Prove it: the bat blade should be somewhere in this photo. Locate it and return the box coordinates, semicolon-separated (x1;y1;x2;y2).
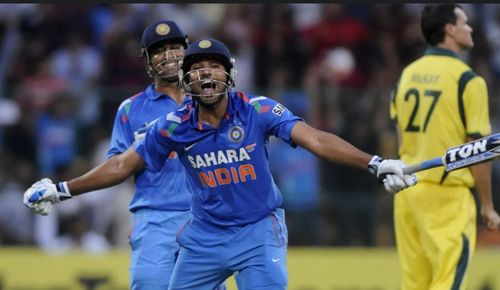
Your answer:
443;133;500;171
403;133;500;175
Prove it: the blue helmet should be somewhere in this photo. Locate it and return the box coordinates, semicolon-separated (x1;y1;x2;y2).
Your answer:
179;38;237;104
140;20;188;58
181;38;234;75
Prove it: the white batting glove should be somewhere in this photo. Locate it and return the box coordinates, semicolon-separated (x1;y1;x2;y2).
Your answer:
32;200;53;216
368;156;417;194
23;178;72;215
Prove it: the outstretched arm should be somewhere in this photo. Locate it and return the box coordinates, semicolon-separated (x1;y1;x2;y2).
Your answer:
23;147;145;214
290;121;417;194
290;121;372;169
68;146;145;195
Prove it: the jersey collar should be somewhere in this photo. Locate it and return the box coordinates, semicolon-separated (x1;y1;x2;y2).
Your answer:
425;46;460;59
146;83;176;101
181;95;192;107
189;91;239;130
226;90;239;116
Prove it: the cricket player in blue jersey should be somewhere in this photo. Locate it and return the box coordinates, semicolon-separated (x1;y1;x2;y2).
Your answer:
23;21;225;290
24;38;417;289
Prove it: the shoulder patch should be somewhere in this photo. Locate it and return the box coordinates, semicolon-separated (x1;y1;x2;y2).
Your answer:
249;96;267;103
118;92;143;111
118;98;132;111
119;99;133;123
251;100;272;113
160;123;180;138
166;112;181;123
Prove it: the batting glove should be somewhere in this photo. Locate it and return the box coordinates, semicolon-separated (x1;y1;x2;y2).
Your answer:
368;155;417;194
23;178;72;215
32;200;53;216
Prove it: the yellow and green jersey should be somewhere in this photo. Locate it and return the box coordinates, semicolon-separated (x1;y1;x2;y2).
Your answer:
390;46;491;187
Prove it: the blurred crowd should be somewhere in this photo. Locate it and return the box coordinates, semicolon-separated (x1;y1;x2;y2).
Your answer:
0;3;499;252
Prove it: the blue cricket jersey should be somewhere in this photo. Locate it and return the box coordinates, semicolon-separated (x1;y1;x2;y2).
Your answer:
135;91;303;226
108;84;192;212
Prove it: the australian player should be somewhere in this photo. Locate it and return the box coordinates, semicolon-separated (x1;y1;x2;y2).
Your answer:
24;38;417;289
390;4;500;290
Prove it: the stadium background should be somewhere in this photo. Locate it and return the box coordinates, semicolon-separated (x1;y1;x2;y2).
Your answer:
0;3;498;289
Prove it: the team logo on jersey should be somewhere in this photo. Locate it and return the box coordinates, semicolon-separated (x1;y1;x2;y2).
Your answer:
156;24;170;35
228;125;244;143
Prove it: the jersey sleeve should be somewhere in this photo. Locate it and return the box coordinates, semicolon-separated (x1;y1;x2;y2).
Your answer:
251;97;304;146
463;76;491;137
107;101;134;159
134;117;175;172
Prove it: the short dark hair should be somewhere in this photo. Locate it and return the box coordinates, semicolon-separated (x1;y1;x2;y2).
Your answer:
420;4;462;46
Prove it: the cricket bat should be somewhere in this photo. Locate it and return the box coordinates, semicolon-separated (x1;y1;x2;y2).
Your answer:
403;133;500;174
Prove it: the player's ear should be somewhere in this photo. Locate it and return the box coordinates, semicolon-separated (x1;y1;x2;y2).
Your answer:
444;22;456;36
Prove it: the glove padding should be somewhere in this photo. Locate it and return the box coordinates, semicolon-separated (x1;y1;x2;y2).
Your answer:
32;200;53;216
23;178;72;215
381;170;417;194
368;156;417;194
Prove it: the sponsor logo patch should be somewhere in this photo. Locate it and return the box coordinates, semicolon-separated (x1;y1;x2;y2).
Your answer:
272;103;286;116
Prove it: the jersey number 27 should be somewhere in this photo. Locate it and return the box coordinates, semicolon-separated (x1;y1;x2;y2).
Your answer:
404;88;441;133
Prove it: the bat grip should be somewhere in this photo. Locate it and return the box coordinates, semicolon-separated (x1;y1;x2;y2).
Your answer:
403;157;444;175
402;164;422;175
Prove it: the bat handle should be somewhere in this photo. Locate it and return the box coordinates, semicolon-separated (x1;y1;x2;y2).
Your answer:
403;157;444;175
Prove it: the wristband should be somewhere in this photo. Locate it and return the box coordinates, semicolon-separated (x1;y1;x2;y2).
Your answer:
56;181;72;201
367;155;383;176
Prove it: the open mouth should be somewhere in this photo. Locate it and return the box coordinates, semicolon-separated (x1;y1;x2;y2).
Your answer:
201;80;216;89
201;80;216;95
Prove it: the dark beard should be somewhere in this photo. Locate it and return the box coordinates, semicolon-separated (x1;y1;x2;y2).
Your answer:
193;93;225;110
156;75;179;86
